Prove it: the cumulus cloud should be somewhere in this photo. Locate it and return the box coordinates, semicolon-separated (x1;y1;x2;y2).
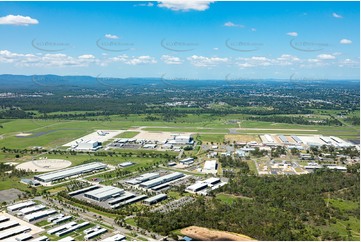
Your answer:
111;54;157;65
105;34;119;39
340;39;352;44
0;50;98;67
286;32;298;37
236;54;302;68
161;55;183;64
332;12;343;18
0;14;39;26
157;0;214;11
224;21;244;28
187;55;228;67
317;54;336;60
134;2;154;7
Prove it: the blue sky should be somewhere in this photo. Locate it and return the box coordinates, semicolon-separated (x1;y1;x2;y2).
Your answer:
0;1;359;80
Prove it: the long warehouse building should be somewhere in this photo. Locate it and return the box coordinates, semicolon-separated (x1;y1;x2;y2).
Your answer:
34;162;107;183
7;201;36;212
139;172;184;188
84;186;124;202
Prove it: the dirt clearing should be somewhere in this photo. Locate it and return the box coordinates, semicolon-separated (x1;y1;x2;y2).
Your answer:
181;226;255;241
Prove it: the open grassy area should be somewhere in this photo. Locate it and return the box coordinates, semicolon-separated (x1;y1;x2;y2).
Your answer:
196;133;225;144
115;131;140;138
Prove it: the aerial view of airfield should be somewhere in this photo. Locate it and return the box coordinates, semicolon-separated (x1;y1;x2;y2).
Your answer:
0;0;359;241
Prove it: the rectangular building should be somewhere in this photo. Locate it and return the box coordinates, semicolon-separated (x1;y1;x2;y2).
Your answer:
7;201;36;212
203;160;218;174
19;204;46;215
24;209;57;222
126;173;160;185
29;235;48;241
108;192;135;205
0;226;31;240
69;185;100;196
84;228;107;240
101;234;126;241
34;162;107;183
0;220;19;231
139;172;184;188
179;158;194;165
143;194;167;205
84;186;124;202
15;233;32;241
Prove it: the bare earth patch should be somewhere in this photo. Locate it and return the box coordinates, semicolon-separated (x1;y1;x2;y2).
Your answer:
181;226;255;241
225;134;260;143
16;159;72;172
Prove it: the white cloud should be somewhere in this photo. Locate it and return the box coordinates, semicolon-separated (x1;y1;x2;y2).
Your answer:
187;55;228;67
111;55;157;65
161;55;182;64
213;47;219;51
317;54;336;60
340;39;352;44
78;54;95;59
157;0;214;11
105;34;119;39
332;12;343;18
286;32;298;37
134;2;154;7
224;21;244;28
0;14;38;26
251;28;257;32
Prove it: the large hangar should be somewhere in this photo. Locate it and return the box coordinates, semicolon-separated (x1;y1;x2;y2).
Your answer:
84;186;124;202
34;162;107;183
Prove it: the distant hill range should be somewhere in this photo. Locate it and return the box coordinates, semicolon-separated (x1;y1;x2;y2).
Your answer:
0;74;358;90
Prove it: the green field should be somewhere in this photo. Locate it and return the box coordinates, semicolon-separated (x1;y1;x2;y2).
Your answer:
0;113;359;149
115;131;140;138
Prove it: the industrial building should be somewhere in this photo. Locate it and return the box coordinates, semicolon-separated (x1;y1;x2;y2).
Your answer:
112;195;147;209
0;226;31;240
0;216;9;223
168;134;193;145
23;209;57;222
52;215;72;225
202;160;218;174
186;177;225;194
278;135;289;144
29;235;48;241
143;194;167;205
0;220;19;231
101;234;126;241
75;140;101;151
34;162;107;183
19;205;46;215
84;186;124;201
108;192;135;205
179;158;194;165
7;201;36;212
48;222;77;235
139;172;184;188
84;227;107;240
118;161;134;168
68;185;100;196
15;232;32;241
55;222;89;237
126;173;160;185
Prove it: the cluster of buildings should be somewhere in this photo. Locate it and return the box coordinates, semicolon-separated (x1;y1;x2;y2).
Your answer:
126;172;185;190
185;177;227;195
69;183;171;209
259;134;354;149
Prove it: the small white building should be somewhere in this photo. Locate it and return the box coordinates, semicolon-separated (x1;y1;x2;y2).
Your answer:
202;160;218;174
